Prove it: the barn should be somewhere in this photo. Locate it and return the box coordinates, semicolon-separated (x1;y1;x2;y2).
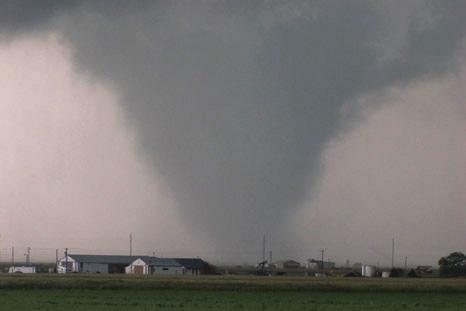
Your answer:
57;254;145;273
57;254;211;275
172;258;210;275
126;257;184;275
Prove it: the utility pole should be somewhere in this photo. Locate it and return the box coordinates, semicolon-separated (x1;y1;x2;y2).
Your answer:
262;235;266;263
269;251;273;264
321;249;325;275
129;232;133;257
404;256;408;271
25;247;31;266
55;249;58;273
65;248;68;273
391;238;395;269
129;233;133;274
11;246;15;267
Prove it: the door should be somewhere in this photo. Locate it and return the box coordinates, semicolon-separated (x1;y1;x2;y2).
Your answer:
134;265;144;274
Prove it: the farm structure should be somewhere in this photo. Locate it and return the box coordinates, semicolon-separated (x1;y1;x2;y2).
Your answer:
307;259;336;270
271;260;301;269
57;254;210;275
8;266;36;273
57;255;141;274
172;258;210;275
126;257;183;275
415;266;433;275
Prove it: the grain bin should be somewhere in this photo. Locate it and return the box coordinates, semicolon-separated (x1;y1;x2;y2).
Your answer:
363;265;376;277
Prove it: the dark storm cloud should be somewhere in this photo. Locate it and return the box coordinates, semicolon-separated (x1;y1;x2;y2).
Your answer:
2;1;466;258
0;0;78;35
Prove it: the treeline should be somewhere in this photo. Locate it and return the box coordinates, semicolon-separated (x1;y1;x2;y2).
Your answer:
439;252;466;277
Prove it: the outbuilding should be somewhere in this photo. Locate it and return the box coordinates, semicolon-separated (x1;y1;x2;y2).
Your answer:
8;266;36;273
57;254;143;273
126;257;184;275
273;260;301;269
172;258;210;275
57;254;211;275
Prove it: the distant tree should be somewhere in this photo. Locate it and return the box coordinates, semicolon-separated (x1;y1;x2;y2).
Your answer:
438;252;466;277
406;269;418;278
390;267;405;277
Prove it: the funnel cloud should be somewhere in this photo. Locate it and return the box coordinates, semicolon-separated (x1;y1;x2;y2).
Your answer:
1;1;466;264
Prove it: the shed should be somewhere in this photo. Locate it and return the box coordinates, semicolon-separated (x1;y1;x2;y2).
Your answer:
8;266;36;273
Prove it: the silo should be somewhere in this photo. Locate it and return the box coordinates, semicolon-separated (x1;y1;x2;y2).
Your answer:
364;265;376;277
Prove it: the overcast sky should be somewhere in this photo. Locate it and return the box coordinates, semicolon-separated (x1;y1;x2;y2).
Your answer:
0;1;465;266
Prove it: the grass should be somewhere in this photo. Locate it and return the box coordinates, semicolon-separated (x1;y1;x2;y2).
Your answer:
1;289;466;310
1;275;466;310
1;274;466;292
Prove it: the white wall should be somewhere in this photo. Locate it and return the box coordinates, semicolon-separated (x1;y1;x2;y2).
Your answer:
82;263;108;273
126;258;150;274
152;266;184;275
8;266;36;273
57;256;78;273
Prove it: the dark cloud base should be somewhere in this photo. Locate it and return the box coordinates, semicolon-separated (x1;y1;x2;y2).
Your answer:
2;0;466;259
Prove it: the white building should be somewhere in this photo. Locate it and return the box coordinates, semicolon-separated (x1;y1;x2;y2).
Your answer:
126;257;184;275
57;254;210;275
57;254;142;273
8;266;36;273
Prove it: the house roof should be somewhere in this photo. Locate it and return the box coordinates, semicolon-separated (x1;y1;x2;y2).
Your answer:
172;258;208;269
67;254;201;268
147;258;181;267
68;254;153;265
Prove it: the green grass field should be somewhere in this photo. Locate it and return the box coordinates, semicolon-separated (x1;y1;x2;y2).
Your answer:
1;275;466;310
